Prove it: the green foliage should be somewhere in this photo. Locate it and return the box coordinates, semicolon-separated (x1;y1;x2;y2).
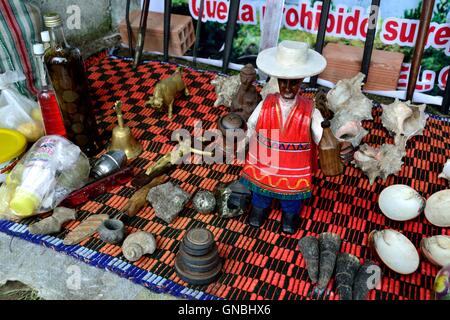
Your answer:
432;1;449;23
404;1;422;19
172;0;187;7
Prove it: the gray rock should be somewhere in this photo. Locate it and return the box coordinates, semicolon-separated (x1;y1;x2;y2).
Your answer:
192;190;216;214
147;182;190;224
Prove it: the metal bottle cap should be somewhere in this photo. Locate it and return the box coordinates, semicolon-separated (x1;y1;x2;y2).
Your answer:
43;13;63;28
33;43;45;55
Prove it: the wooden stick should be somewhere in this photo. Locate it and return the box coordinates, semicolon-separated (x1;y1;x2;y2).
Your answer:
163;0;172;62
310;0;331;88
193;0;205;66
360;0;381;85
406;0;435;101
123;175;169;217
222;0;240;73
441;76;450;114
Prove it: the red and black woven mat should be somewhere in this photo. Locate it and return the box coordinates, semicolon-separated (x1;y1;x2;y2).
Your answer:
8;54;450;300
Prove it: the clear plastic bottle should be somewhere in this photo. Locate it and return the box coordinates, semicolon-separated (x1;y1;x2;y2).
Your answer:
43;13;101;157
33;43;66;137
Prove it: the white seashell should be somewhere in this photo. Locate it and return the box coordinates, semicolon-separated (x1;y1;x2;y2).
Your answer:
421;235;450;267
438;159;450;182
369;229;420;275
211;75;241;108
326;72;373;122
378;185;425;221
331;110;368;147
352;143;406;185
424;190;450;227
381;99;428;147
122;231;156;262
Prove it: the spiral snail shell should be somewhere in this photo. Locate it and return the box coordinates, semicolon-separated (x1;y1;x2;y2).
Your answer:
122;231;156;262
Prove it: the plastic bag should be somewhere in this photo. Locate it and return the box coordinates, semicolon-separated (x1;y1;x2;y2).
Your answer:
0;135;90;220
0;70;44;142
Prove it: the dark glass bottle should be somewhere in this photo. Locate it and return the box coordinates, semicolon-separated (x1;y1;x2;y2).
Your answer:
43;13;101;156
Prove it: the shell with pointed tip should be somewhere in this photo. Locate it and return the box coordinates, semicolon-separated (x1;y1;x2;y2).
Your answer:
122;232;156;262
378;185;425;221
331;110;368;147
381;99;428;146
211;75;241;107
421;235;450;267
298;236;320;284
326;72;373;121
438;159;450;182
369;229;420;275
318;232;342;289
352;144;406;185
424;190;450;227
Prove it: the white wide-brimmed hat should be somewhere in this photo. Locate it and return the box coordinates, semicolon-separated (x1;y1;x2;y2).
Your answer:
256;41;327;79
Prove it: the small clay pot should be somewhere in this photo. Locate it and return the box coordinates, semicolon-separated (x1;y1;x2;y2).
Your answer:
98;219;125;244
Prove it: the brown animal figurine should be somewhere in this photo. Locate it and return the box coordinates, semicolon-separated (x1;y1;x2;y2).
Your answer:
146;67;189;119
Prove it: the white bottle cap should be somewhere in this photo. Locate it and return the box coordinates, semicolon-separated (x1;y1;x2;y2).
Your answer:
33;43;45;55
41;31;50;42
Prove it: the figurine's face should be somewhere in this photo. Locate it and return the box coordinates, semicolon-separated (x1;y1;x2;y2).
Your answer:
241;72;255;87
278;78;303;99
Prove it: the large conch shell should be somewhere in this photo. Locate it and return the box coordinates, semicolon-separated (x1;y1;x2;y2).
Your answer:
381;99;428;146
421;235;450;267
439;159;450;182
352;144;406;185
122;231;157;262
211;75;241;108
331;110;368;147
327;72;373;121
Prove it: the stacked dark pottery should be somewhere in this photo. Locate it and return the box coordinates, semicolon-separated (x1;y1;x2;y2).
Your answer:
175;228;222;286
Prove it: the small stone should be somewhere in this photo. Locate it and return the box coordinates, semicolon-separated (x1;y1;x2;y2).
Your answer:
72;113;85;123
192;190;216;214
63;90;79;103
75;134;88;146
147;182;190;224
72;123;84;134
66;103;78;114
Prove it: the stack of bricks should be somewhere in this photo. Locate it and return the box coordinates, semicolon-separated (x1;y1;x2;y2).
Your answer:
320;43;405;91
119;11;195;57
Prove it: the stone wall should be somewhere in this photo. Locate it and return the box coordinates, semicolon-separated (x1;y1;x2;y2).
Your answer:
26;0;144;56
28;0;114;46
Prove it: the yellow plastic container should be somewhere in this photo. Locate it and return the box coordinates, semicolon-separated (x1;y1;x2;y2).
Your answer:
0;129;27;182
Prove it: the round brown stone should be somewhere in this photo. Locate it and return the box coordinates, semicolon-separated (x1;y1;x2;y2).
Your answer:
72;123;84;134
63;90;79;103
66;103;78;114
75;134;88;146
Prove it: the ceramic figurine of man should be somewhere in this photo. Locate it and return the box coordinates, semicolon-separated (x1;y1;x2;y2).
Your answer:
240;41;327;234
231;64;262;121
